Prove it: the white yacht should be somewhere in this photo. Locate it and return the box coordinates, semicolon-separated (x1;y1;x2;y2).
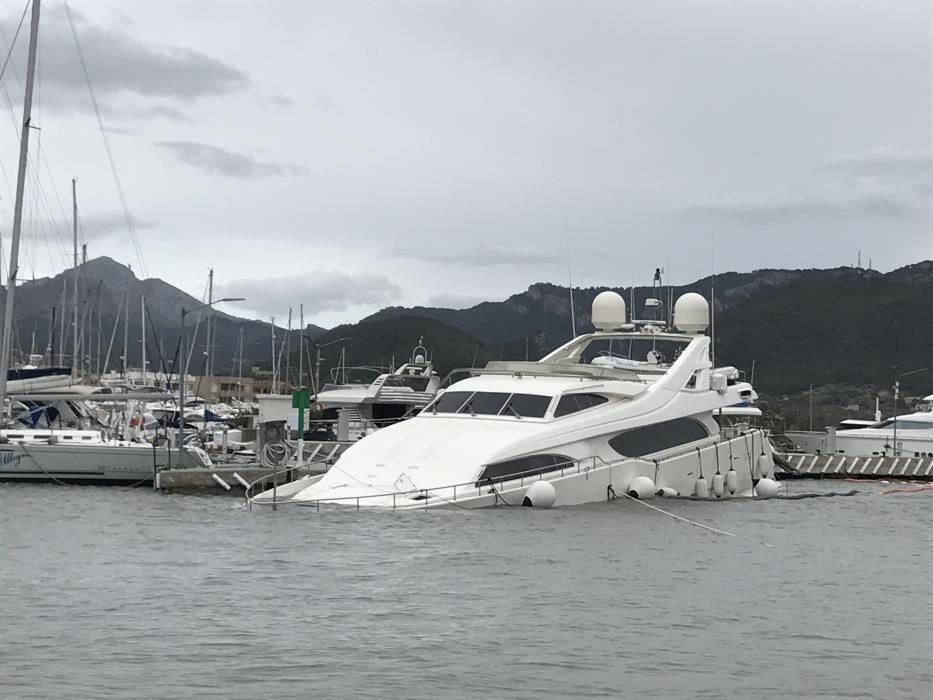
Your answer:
257;341;441;440
824;395;933;458
254;291;777;509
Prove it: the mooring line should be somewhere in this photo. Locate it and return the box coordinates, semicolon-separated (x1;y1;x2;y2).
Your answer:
608;485;735;537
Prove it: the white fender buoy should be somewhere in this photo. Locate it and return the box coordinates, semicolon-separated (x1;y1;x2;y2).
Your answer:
695;475;709;498
755;477;780;498
712;472;725;498
522;480;557;508
627;476;656;500
656;487;679;497
725;468;738;495
756;453;772;479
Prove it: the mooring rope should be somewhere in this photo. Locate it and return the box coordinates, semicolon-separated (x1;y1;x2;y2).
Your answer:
607;484;736;537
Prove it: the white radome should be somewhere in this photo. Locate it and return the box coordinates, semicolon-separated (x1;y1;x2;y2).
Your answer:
673;293;710;334
592;291;627;331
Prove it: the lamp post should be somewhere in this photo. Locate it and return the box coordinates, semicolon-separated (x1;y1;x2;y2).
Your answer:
177;297;244;464
310;337;352;399
890;366;928;457
809;384;813;432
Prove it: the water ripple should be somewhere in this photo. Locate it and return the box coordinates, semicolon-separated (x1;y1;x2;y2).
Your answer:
0;481;930;699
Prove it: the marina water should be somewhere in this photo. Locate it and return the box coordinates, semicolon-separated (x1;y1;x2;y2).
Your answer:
1;483;929;699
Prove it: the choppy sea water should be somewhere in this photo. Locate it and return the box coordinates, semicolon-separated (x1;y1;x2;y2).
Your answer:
1;481;930;699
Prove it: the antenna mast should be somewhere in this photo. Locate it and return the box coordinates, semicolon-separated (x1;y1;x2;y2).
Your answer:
566;239;576;339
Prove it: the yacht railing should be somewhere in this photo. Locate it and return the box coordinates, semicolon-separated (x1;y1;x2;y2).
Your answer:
247;428;769;511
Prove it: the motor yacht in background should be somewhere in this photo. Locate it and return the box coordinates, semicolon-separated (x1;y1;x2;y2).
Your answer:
257;340;441;440
820;395;933;458
255;290;777;509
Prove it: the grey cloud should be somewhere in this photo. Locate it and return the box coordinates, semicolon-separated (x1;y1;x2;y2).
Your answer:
823;148;933;180
6;213;154;244
80;212;156;241
0;5;248;117
390;245;561;266
680;193;918;225
219;271;402;317
157;141;308;179
262;94;295;108
427;293;490;309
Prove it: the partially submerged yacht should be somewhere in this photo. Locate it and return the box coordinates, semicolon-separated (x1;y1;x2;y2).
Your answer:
254;291;776;509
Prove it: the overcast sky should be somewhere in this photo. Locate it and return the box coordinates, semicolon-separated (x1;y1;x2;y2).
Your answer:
0;0;930;327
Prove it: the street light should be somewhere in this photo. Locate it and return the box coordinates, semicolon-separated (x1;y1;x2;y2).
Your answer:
890;366;928;457
177;296;244;464
309;337;352;398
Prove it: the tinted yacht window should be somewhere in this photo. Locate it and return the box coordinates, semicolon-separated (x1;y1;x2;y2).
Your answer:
501;393;552;418
478;454;574;484
609;418;709;457
430;391;472;413
554;394;608;417
459;392;510;415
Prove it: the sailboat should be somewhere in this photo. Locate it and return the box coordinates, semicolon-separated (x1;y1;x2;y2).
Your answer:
0;1;207;484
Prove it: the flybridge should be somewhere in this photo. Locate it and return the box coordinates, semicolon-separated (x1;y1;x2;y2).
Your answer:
478;360;645;383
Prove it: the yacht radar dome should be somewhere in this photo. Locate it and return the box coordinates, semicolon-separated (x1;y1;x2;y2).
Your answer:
591;291;627;331
673;293;710;334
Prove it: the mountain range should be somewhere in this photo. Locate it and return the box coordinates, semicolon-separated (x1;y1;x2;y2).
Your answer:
2;257;930;401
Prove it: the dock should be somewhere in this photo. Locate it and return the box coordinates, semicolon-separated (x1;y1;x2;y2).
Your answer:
155;463;327;493
156;440;352;493
779;453;933;481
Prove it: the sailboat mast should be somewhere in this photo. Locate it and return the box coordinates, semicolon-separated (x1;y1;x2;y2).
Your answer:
72;178;78;374
298;304;304;387
285;307;292;392
80;243;88;373
58;278;66;365
0;0;42;418
122;266;130;377
141;295;147;386
236;324;244;402
206;268;213;379
270;317;276;394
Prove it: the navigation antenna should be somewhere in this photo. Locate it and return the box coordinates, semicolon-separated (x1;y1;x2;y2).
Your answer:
566;236;576;339
710;233;716;367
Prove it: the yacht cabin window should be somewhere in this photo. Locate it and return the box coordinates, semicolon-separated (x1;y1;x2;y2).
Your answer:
431;391;472;413
872;419;932;431
554;394;608;417
428;391;552;418
477;453;574;484
608;418;709;457
501;393;552;418
458;392;510;416
578;337;689;366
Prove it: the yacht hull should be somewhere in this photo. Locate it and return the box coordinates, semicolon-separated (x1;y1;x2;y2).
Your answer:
0;443;188;485
262;430;772;509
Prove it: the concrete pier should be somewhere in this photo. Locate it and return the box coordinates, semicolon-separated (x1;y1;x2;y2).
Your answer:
779;453;933;481
156;464;327;493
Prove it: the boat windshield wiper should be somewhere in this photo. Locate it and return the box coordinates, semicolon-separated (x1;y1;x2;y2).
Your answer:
506;404;522;419
466;402;476;417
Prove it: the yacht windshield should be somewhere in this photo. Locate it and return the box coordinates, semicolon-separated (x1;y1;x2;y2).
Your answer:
459;392;510;415
430;391;472;413
502;393;552;418
872;419;933;431
426;391;552;418
580;337;689;366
